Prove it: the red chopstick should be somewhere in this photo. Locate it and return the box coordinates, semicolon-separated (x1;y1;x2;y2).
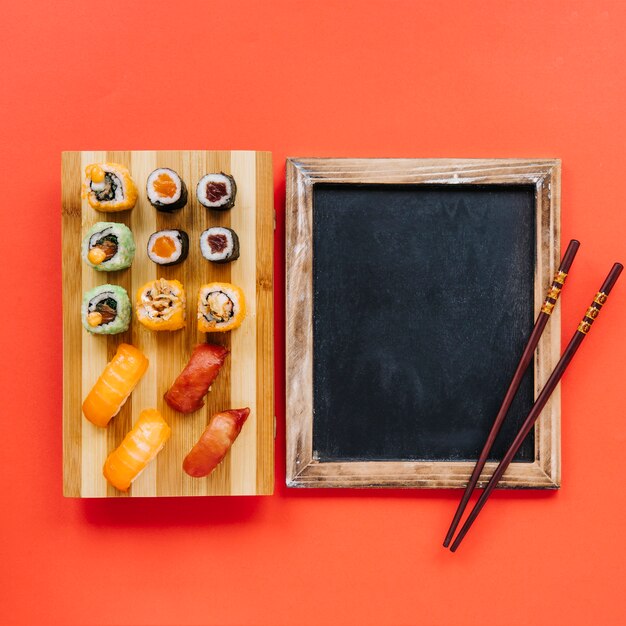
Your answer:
443;239;580;548
449;262;623;552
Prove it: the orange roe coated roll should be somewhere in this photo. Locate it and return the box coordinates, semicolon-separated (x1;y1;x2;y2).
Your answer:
197;282;246;333
82;162;138;212
136;278;186;331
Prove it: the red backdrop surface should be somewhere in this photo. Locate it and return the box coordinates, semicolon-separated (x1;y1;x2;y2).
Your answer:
1;1;626;625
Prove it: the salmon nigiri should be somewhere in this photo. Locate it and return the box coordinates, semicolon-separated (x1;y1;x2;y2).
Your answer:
183;408;250;478
82;343;148;427
103;408;171;492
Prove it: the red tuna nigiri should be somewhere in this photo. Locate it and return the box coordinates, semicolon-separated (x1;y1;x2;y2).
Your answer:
183;408;250;477
164;343;229;413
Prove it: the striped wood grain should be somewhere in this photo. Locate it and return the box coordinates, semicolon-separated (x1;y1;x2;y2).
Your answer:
62;150;274;497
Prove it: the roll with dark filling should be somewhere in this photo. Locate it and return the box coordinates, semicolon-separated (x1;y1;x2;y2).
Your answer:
196;173;237;210
199;227;239;263
82;163;138;212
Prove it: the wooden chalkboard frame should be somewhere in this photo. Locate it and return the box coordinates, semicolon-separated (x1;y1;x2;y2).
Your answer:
286;158;561;489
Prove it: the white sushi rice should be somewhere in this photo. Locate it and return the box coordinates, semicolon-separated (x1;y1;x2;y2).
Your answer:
92;165;125;203
200;227;235;262
147;230;185;265
146;168;183;205
196;173;234;208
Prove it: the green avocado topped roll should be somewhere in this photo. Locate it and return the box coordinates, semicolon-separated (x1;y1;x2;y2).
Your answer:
82;285;131;335
81;222;136;272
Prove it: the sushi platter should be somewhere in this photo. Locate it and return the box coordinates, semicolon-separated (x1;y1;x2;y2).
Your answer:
62;151;274;497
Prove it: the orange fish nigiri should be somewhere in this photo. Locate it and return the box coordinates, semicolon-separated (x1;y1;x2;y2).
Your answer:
103;409;171;492
82;344;148;427
183;408;250;478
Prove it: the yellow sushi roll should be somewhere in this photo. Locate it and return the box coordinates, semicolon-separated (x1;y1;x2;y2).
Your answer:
197;282;246;333
82;163;138;212
136;278;186;331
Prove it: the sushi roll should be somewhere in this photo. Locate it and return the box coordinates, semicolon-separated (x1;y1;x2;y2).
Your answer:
81;222;136;271
197;282;246;333
82;163;138;212
146;168;188;212
196;172;237;210
146;229;189;266
199;227;240;264
82;285;131;335
136;278;186;331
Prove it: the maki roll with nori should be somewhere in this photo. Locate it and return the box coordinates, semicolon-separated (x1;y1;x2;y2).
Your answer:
196;173;237;210
146;168;188;212
146;229;189;266
136;279;186;331
197;282;246;333
82;285;131;335
81;222;136;271
199;227;239;264
82;163;138;212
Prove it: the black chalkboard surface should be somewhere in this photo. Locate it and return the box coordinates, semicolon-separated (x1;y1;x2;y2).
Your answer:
312;184;536;463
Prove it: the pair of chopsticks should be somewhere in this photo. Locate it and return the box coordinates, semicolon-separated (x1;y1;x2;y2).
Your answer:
443;240;622;552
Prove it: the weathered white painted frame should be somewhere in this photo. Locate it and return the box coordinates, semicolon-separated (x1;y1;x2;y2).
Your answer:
286;158;561;489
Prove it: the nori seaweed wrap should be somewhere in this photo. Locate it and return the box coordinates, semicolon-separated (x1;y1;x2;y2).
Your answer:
196;173;237;210
147;229;189;266
146;168;188;212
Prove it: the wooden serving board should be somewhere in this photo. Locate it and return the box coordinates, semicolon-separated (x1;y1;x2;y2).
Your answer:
62;151;274;497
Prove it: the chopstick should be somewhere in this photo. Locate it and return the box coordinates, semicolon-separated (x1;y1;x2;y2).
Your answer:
443;239;581;548
449;262;623;552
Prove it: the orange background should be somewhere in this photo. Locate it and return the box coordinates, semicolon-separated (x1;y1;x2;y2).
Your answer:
1;1;625;625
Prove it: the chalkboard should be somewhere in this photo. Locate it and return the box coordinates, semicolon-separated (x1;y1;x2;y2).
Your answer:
286;158;561;488
312;184;535;462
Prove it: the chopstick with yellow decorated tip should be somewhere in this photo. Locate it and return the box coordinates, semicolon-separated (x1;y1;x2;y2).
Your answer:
449;262;623;552
443;239;580;548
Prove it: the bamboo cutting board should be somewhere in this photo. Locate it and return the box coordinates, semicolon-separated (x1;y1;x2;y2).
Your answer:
62;151;274;497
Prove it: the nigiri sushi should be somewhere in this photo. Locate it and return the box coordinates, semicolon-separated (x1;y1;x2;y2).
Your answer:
82;344;149;427
183;408;250;478
164;343;229;413
103;408;171;492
